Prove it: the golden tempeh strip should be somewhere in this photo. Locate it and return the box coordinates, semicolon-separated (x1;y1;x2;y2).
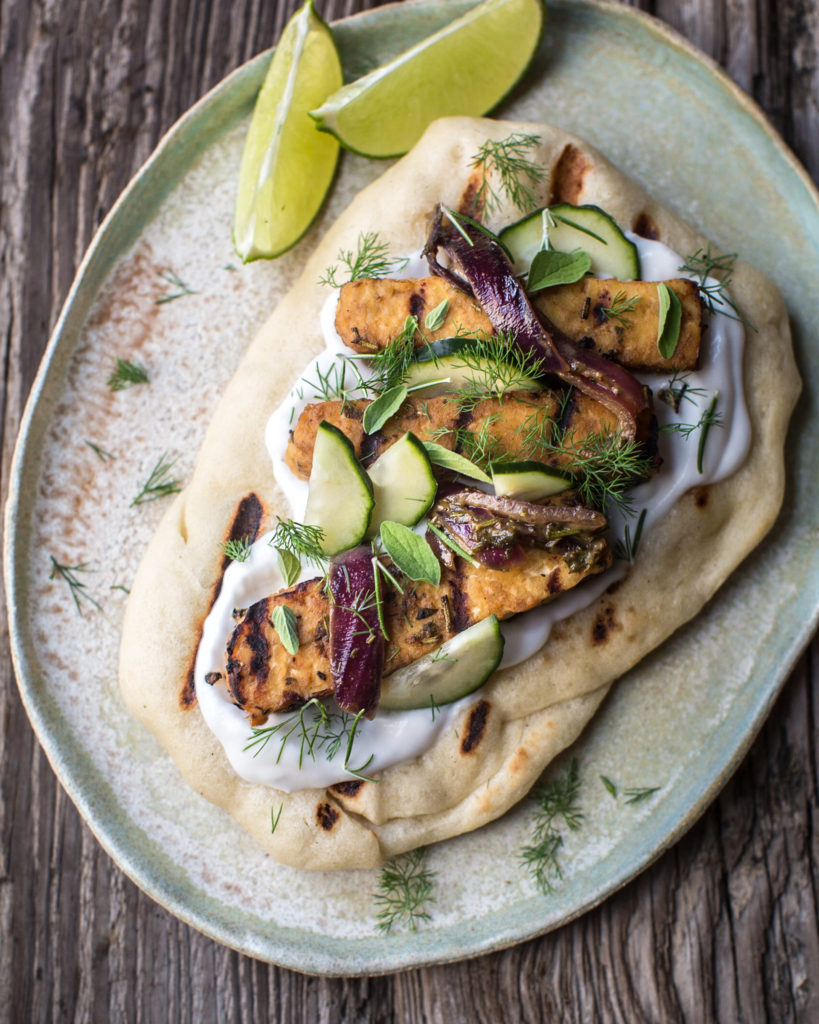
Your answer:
334;276;701;371
285;391;562;480
534;277;701;371
335;277;493;353
225;540;610;720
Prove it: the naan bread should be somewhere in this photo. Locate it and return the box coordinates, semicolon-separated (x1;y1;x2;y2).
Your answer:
119;118;800;870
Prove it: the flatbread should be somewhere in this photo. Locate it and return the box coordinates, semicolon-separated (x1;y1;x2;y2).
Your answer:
119;117;800;870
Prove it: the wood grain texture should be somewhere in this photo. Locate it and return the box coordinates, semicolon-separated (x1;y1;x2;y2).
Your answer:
1;0;817;1020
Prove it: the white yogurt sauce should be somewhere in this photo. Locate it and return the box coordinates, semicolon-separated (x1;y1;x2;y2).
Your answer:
195;235;749;791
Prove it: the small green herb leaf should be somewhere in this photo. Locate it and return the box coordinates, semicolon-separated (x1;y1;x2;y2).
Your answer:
84;440;116;461
528;248;591;291
270;804;283;834
271;605;299;655
363;385;408;434
600;775;618;798
656;283;682;359
624;786;661;805
424;299;450;331
422;442;492;483
276;547;301;587
221;537;252;563
108;358;149;392
380;522;441;586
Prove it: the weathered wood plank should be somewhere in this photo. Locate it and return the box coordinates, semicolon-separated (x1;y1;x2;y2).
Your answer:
1;0;817;1020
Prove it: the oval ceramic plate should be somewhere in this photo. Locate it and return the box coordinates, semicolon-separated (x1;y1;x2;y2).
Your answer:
6;0;819;974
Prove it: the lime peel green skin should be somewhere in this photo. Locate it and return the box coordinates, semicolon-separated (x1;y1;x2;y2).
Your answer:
308;0;547;159
233;0;343;262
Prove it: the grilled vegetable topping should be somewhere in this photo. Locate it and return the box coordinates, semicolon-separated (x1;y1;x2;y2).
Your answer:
328;546;384;717
422;206;652;442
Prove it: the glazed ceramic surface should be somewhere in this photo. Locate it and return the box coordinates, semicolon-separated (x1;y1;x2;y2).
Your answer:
6;0;819;974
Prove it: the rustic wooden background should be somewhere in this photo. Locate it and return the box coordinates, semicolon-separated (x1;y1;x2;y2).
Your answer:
2;0;817;1020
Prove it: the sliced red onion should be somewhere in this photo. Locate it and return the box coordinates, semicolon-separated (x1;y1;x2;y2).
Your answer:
328;546;383;718
423;207;652;441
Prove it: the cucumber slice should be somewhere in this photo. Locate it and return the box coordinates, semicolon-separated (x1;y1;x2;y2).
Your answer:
379;615;504;711
500;203;640;280
404;338;542;396
367;432;437;536
499;208;549;276
492;461;574;501
305;421;374;555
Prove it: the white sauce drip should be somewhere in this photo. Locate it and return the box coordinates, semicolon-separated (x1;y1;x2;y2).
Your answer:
196;235;749;792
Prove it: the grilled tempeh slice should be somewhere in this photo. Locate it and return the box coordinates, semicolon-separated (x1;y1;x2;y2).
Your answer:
335;277;701;370
533;277;701;371
335;277;493;354
285;389;622;481
225;536;611;721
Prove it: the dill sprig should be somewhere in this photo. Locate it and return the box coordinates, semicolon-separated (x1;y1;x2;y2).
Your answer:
221;537;252;563
431;414;507;469
678;247;755;330
108;358;149;392
521;414;654;516
269;517;327;569
353;316;421;395
375;847;436;933
319;232;410;288
49;556;101;615
441;332;545;412
624;786;661;805
658;370;707;413
471;133;545;214
600;290;641;327
600;776;661;804
84;440;116;461
131;453;182;506
520;758;583;895
300;359;366;409
660;393;723;473
613;508;647;563
244;698;374;780
155;269;197;304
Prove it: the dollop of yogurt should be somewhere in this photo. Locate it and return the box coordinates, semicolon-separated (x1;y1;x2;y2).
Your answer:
195;234;749;791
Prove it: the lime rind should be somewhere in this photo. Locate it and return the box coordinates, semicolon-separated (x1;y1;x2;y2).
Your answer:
309;0;545;159
234;1;343;261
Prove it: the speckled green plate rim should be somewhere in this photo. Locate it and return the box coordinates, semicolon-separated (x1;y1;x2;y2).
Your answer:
5;0;819;976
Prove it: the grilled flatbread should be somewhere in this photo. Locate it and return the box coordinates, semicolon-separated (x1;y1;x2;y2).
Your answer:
119;117;800;870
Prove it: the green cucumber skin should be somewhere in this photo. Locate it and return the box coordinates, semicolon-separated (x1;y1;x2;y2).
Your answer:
500;203;640;281
492;460;574;500
413;337;479;363
367;432;437;534
379;615;504;712
305;420;374;555
405;337;542;394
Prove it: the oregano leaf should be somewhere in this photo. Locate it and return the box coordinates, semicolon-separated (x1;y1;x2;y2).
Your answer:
424;299;450;331
656;283;682;359
271;604;299;655
379;522;441;586
276;547;301;588
363;385;408;434
422;441;492;483
527;248;592;291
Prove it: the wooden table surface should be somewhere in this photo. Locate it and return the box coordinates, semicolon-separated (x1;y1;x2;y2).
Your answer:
2;0;817;1020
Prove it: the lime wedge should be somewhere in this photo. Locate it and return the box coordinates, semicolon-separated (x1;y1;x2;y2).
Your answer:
309;0;544;159
233;1;342;262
